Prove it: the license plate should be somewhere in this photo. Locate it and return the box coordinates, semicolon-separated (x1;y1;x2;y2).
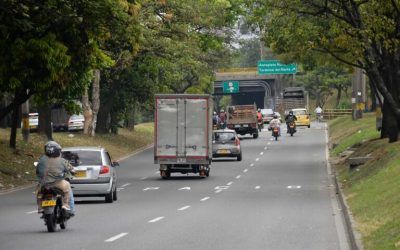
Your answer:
234;125;240;128
42;200;56;207
75;170;87;178
243;124;249;127
217;149;230;154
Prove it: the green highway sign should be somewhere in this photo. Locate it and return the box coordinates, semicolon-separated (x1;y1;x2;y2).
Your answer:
222;81;239;94
258;60;297;75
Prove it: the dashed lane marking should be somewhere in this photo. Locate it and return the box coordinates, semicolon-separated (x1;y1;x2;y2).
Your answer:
287;185;302;189
260;152;264;155
255;158;259;161
143;187;159;191
178;206;191;211
236;175;241;179
140;177;147;180
26;210;37;214
250;163;254;167
121;183;131;188
255;186;261;190
227;182;233;186
179;187;191;191
201;197;210;202
148;217;165;223
267;142;271;145
117;188;124;191
243;169;248;173
105;233;128;242
215;189;223;193
264;146;267;150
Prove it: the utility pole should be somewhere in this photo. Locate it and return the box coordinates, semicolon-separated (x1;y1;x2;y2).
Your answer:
21;98;29;142
352;67;366;120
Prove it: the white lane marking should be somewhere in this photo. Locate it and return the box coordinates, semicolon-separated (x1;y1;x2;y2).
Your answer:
155;171;160;174
215;189;223;193
105;232;128;242
117;188;124;191
255;158;259;161
121;183;131;188
140;177;147;180
227;181;233;186
215;186;229;190
236;175;241;179
264;146;267;150
243;169;248;173
26;210;37;214
201;197;210;201
143;187;159;191
255;186;261;190
178;206;191;211
250;163;254;167
267;142;271;145
270;138;274;141
287;185;302;189
148;217;165;223
179;187;191;191
260;152;264;155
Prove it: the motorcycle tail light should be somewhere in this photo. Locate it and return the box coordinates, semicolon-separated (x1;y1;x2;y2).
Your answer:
100;165;110;174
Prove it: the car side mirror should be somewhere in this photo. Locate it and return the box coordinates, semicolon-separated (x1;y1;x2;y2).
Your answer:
112;161;120;167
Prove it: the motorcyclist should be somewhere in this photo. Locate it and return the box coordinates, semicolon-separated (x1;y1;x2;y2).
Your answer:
268;114;281;135
315;106;323;122
257;108;263;123
219;109;227;129
36;141;75;215
285;110;297;133
212;111;221;126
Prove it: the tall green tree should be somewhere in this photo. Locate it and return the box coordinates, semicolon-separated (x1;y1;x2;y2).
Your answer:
246;0;400;142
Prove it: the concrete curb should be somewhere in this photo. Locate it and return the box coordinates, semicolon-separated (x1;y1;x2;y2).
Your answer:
326;124;364;250
0;143;154;195
333;169;364;250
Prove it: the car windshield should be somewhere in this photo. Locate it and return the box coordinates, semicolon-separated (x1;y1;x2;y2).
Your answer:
261;109;274;116
70;114;84;121
214;132;235;142
294;110;307;115
62;150;102;166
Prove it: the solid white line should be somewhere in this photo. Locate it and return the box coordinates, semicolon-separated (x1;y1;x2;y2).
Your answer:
236;175;241;179
178;206;191;211
255;186;261;190
255;158;259;161
227;181;233;186
26;210;37;214
260;152;264;155
121;183;131;188
215;189;223;193
105;233;128;242
250;163;254;167
148;216;165;223
201;197;210;201
243;169;248;173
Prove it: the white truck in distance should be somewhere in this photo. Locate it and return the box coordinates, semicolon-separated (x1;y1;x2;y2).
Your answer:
154;94;213;179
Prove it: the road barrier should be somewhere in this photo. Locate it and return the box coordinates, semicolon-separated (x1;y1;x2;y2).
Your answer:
322;109;352;120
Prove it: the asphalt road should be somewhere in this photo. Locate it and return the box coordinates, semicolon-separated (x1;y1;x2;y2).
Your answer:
0;122;349;250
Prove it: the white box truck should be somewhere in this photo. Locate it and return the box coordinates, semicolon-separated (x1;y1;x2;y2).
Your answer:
154;94;213;179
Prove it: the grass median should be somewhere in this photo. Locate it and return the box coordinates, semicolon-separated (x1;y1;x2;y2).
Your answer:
0;123;154;192
328;113;400;249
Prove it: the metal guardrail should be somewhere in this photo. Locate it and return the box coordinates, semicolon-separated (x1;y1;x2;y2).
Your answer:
322;109;352;120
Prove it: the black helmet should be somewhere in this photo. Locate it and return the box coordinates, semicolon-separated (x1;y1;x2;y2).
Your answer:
273;114;278;119
289;110;293;115
44;141;61;158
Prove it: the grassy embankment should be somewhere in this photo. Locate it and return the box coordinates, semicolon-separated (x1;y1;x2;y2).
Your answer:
328;112;400;249
0;123;154;192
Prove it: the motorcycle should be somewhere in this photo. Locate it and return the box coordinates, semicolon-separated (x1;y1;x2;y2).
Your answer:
258;121;263;132
288;121;296;136
272;126;280;141
39;186;70;232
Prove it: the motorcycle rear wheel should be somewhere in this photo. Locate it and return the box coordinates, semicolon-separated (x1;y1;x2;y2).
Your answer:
45;214;57;232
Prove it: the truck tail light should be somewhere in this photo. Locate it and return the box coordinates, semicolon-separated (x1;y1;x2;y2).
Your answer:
227;124;233;129
100;166;110;174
